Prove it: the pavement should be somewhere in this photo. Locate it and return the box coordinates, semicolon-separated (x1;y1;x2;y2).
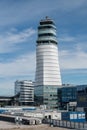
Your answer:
0;121;74;130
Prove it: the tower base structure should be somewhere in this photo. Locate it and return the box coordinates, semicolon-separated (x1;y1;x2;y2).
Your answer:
34;85;61;109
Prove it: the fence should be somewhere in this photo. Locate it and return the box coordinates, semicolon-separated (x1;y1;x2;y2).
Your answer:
42;118;87;129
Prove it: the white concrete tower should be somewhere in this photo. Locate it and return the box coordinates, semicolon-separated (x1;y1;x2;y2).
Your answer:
35;17;62;86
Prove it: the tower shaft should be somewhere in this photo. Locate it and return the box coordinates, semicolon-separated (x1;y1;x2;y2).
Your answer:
35;17;62;86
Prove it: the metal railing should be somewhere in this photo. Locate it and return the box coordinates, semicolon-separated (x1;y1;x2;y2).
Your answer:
42;118;87;129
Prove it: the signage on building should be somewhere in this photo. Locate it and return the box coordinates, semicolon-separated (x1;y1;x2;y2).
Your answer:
69;102;77;106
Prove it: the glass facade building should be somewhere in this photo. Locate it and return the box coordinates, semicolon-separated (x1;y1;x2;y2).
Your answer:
77;85;87;108
34;85;60;109
58;84;77;110
77;85;87;120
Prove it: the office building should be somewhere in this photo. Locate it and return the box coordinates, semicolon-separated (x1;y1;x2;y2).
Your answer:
15;80;34;105
58;84;77;111
76;85;87;120
35;17;62;109
77;85;87;111
77;85;87;108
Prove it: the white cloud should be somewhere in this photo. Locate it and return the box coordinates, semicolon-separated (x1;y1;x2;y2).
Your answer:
0;28;36;53
0;80;14;96
0;51;36;95
6;28;36;43
58;34;87;69
0;52;36;78
59;49;87;69
58;36;75;42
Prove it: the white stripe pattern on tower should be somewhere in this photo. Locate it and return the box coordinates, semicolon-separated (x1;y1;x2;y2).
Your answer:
35;17;62;86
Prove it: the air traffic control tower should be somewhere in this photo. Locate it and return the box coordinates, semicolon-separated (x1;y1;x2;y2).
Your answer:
35;17;62;109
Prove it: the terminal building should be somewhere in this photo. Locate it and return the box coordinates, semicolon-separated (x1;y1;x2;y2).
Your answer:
57;84;87;112
15;80;34;105
58;84;77;111
77;85;87;111
34;17;62;109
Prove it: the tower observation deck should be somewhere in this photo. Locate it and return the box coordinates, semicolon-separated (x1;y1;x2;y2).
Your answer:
35;17;62;86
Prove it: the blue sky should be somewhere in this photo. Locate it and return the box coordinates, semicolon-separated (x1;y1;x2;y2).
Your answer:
0;0;87;95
